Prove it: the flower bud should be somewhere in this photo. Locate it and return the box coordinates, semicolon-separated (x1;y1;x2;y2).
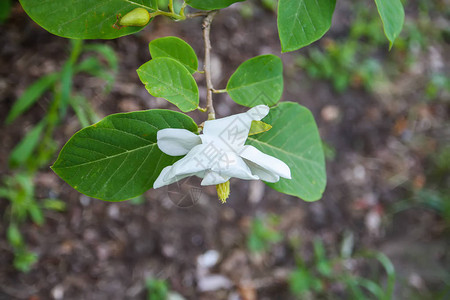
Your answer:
119;8;150;27
216;181;230;204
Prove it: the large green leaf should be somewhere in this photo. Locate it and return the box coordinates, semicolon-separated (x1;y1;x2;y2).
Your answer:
278;0;336;52
227;55;283;107
247;102;326;201
19;0;157;39
186;0;245;10
52;110;198;201
149;37;198;74
374;0;405;49
137;57;199;112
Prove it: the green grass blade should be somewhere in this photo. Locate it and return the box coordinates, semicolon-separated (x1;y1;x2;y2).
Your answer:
9;120;47;168
6;74;58;124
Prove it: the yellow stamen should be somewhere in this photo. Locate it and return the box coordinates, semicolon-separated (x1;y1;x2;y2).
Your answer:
216;181;230;204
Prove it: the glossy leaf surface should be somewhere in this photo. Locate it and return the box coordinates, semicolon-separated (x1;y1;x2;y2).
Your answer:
149;37;198;74
19;0;157;39
374;0;405;48
52;110;198;201
227;55;283;107
278;0;336;52
137;58;199;112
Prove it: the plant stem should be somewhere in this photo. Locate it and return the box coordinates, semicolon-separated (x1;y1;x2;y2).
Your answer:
179;2;187;17
186;11;211;18
202;11;218;120
151;10;186;20
168;0;174;13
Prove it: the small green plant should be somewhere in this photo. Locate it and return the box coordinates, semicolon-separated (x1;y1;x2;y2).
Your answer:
297;1;448;95
146;278;169;300
6;39;117;170
393;145;450;224
0;173;65;271
289;236;396;299
247;214;282;253
1;39;118;271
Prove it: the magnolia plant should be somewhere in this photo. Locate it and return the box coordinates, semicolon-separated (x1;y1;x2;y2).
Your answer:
17;0;404;203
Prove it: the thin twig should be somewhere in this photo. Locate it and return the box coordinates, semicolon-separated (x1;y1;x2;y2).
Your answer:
202;11;218;120
186;11;211;18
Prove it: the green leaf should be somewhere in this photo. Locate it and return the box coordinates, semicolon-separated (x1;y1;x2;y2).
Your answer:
374;252;396;300
374;0;405;49
71;96;91;128
149;37;198;74
356;251;396;300
249;121;272;136
247;217;282;253
145;278;169;300
28;203;44;226
247;102;326;201
13;249;38;273
289;268;314;295
76;43;118;91
7;224;23;248
278;0;336;52
52;110;198;201
186;0;245;10
313;239;332;277
60;62;74;118
351;277;385;299
6;73;58;124
70;95;94;128
227;55;283;107
84;44;119;72
75;57;116;90
9;120;46;168
18;0;157;39
137;57;199;112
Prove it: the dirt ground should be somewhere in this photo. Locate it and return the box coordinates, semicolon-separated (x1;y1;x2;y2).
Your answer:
0;1;449;299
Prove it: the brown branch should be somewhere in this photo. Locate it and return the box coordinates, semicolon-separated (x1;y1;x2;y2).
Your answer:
186;11;212;19
202;11;218;120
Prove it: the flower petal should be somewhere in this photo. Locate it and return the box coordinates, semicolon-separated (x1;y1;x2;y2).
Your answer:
154;166;206;189
239;145;291;179
154;166;178;188
247;105;270;121
202;105;270;151
157;128;201;156
167;144;210;178
244;160;280;183
211;152;259;181
201;171;230;186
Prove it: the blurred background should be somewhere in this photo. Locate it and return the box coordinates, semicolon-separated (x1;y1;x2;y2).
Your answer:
0;0;449;299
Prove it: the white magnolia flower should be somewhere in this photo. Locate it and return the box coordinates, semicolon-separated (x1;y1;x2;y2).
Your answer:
153;105;291;190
